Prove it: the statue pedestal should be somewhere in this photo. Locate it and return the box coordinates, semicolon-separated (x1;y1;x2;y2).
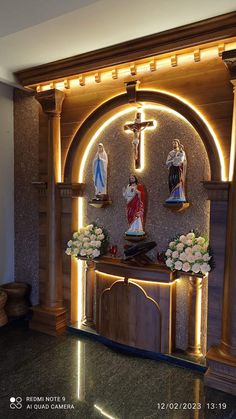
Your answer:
163;202;190;212
124;234;147;242
88;199;112;208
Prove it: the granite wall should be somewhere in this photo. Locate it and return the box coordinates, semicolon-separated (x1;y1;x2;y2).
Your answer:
0;83;14;285
83;107;210;252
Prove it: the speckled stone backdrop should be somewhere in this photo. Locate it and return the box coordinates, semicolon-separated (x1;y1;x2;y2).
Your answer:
82;107;211;352
83;108;210;249
14;89;40;305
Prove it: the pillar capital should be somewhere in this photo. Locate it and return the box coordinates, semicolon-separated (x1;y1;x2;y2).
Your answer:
36;88;65;115
222;49;236;80
231;79;236;90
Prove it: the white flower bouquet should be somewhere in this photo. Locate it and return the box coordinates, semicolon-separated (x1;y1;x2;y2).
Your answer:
164;231;214;275
65;223;108;260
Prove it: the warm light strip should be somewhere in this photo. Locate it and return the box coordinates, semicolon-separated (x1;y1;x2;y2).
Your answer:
95;270;125;280
96;272;177;285
129;278;176;286
229;132;236;182
142;90;226;180
76;103;160;310
77;108;136;320
77;197;84;324
229;89;236;181
55;81;65;90
94;405;117;419
76;99;223;318
77;341;81;400
34;41;236;92
77;259;83;325
195;279;203;350
77;101;201;182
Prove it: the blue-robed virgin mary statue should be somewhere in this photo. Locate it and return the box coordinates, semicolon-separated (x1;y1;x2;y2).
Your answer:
93;143;108;198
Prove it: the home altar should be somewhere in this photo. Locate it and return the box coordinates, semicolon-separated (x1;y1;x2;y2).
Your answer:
16;13;236;394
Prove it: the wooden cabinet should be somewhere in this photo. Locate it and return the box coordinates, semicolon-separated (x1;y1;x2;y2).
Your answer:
94;258;177;354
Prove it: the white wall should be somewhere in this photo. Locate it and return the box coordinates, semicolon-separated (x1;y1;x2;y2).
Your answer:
0;0;236;84
0;82;14;284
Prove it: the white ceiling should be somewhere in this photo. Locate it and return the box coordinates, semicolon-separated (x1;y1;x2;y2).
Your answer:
0;0;235;85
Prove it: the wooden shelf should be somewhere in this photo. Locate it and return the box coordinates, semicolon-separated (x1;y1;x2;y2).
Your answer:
32;181;86;198
163;202;190;212
124;234;147;242
95;256;176;282
88;199;112;208
57;182;85;197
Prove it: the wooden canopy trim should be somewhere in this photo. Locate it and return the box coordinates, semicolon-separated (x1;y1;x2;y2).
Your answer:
64;90;221;182
222;49;236;79
15;12;236;86
203;181;230;201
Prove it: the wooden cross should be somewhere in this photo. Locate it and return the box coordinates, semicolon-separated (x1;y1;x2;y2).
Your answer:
124;112;154;169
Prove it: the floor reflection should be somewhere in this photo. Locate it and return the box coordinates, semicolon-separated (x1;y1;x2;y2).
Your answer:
0;324;235;418
76;333;236;419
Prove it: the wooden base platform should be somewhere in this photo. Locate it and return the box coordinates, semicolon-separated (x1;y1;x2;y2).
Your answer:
29;305;67;336
204;347;236;396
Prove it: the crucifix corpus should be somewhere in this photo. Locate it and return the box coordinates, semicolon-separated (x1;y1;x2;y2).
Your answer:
124;112;154;169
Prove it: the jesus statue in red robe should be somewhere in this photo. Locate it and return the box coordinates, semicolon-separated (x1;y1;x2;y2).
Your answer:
122;174;145;236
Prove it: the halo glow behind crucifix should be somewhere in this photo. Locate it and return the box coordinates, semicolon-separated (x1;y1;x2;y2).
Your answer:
124;110;155;170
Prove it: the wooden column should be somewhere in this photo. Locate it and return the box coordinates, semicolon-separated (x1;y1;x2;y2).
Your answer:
203;181;229;349
30;89;67;336
82;260;95;328
204;50;236;395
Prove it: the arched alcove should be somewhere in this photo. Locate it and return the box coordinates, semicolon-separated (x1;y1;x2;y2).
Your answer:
64;90;223;183
64;91;216;359
68;103;210;353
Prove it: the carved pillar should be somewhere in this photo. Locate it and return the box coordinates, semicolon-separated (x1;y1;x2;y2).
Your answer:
203;181;229;349
187;277;203;356
30;89;67;336
204;50;236;395
82;260;95;328
220;81;236;356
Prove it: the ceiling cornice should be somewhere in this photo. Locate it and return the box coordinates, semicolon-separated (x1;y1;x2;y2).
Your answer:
15;11;236;87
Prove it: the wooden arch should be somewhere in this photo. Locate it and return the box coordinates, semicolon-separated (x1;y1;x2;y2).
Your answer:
64;90;222;181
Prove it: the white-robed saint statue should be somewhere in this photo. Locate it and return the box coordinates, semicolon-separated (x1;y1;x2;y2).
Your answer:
93;143;108;199
165;139;187;203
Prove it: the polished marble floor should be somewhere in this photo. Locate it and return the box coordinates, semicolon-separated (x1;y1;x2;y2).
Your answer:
0;322;236;419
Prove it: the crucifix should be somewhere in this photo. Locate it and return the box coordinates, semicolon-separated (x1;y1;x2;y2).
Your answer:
124;111;154;169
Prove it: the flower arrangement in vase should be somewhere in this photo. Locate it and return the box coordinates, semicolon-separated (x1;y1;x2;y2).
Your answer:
65;223;109;260
164;231;214;275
